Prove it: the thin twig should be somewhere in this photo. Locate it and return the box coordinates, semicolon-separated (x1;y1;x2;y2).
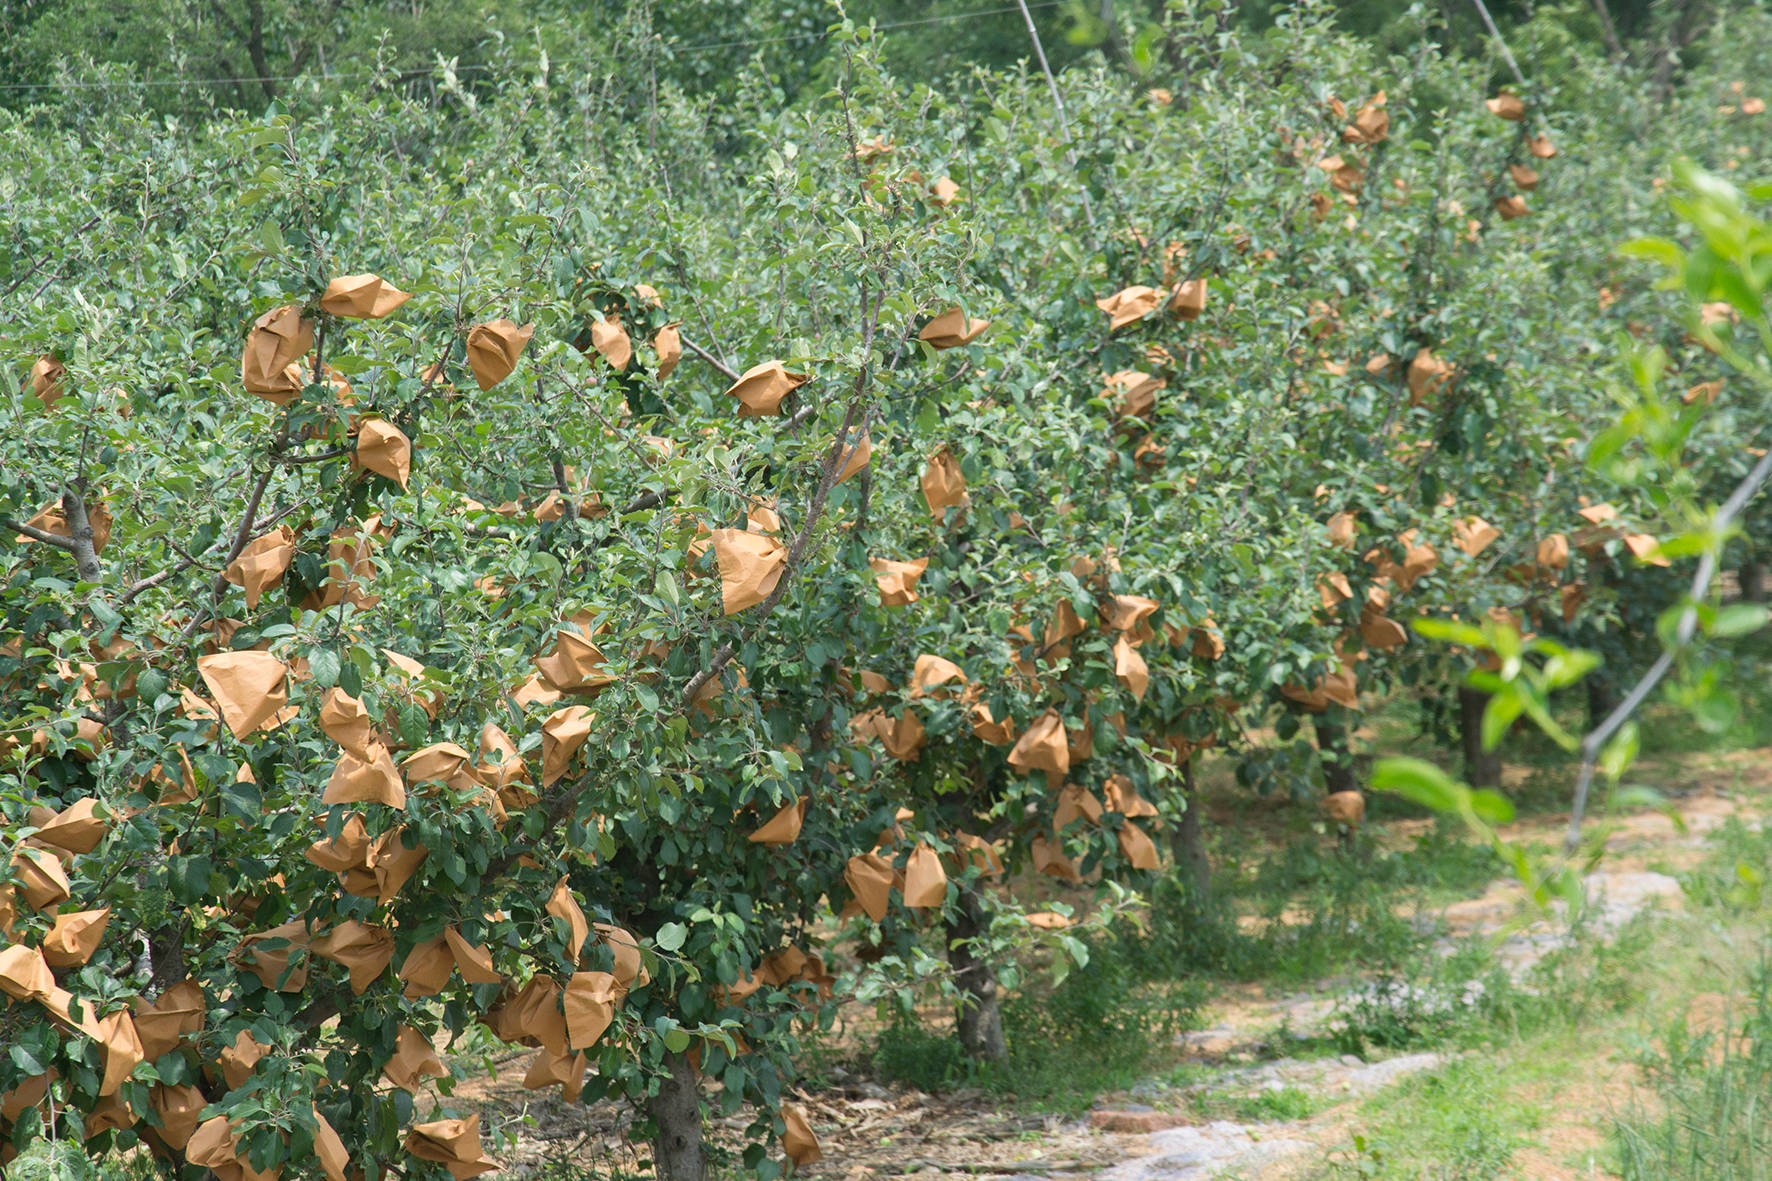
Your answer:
679;333;740;383
1566;442;1772;850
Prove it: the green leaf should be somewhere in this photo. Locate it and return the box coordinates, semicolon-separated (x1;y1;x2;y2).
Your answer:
1468;789;1516;825
1710;603;1768;638
655;922;687;952
1370;757;1465;814
1599;721;1639;780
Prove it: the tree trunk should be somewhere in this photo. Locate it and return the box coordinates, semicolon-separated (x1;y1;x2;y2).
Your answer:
1741;556;1766;603
1168;755;1210;907
1586;673;1616;732
946;887;1008;1063
1313;712;1359;848
1458;685;1502;789
647;1050;707;1181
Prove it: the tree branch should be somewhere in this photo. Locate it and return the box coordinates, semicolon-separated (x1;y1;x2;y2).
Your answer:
1565;440;1772;850
679;333;740;383
1;515;78;551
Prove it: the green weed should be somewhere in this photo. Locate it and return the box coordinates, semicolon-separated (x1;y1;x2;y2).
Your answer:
1330;1058;1541;1179
1612;947;1772;1181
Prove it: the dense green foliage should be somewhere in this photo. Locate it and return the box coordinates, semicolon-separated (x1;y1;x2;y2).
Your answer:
3;1;1772;1178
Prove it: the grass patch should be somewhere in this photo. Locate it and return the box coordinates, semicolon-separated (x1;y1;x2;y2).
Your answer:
867;929;1206;1113
1190;1085;1324;1123
1613;947;1772;1181
1323;1057;1544;1179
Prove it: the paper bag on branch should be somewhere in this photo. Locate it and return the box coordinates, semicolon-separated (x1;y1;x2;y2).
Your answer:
493;974;569;1055
220;1028;268;1090
1102;774;1158;817
725;361;809;417
223;526;296;609
196;651;290;739
1486;92;1526;121
30;355;65;407
970;703;1014;745
590;316;632;371
1053;783;1103;831
902;843;948;908
149;1083;207;1151
397;936;455;999
1106;370;1163;423
311;920;396;994
1096;286;1161;331
564;971;620;1049
465;319;534;391
1118;821;1160;870
922;447;966;517
383;1025;446;1091
344;827;426;905
318;689;378;759
444;925;501;984
352;420;412;490
524;1046;587;1103
870;557;927;606
1166;277;1208;320
1537;533;1569;571
844;853;896;921
134;979;204;1060
323;744;406;809
653;323;682;379
547;878;591;962
542;705;595;786
31;797;107;855
242;305;315;401
1326;790;1365;825
320;273;411;319
305;813;371;873
919;307;991;349
313;1109;350;1181
749;797;806;846
43;907;109;967
596;923;648;991
405;1114;499;1180
1007;711;1069;779
237;921;310;992
1453;516;1500;557
1358;604;1409;650
533;629;616;693
1114;634;1149;699
950;832;1003;875
1030;835;1081;882
11;847;71;910
17;498;114;554
783;1105;822;1167
909;654;965;697
713;529;788;614
834;430;872;485
0;944;54;1002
